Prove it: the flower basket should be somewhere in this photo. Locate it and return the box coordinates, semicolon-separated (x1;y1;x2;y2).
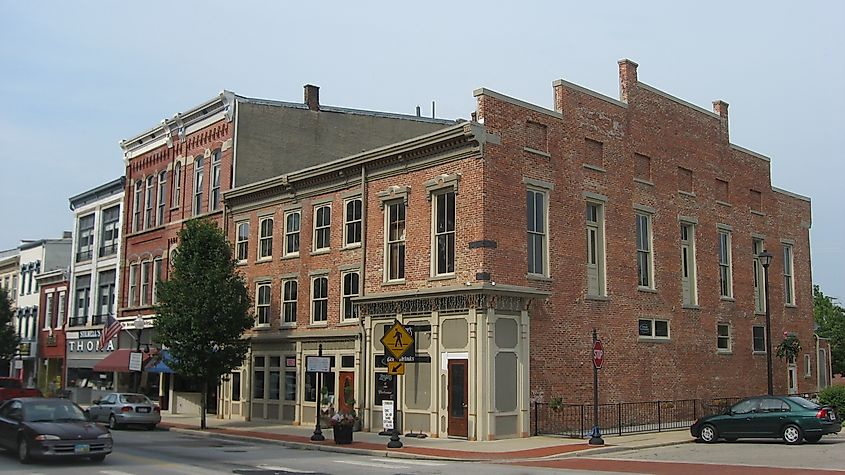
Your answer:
333;423;353;444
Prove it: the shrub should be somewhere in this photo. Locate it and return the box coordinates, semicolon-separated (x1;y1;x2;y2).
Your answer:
818;385;845;410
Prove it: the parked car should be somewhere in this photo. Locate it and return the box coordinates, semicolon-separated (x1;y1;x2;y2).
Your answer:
0;397;112;463
0;378;42;403
691;395;841;444
87;393;160;430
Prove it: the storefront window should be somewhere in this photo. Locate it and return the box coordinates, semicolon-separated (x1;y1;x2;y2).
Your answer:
269;371;280;400
285;371;296;401
66;368;114;391
253;369;265;400
231;373;241;402
304;371;335;405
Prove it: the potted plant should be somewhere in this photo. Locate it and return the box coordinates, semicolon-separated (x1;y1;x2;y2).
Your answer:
319;385;335;428
331;409;358;444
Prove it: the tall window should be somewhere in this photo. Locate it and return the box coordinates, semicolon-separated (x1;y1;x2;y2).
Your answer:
256;283;271;326
313;204;331;251
56;290;66;328
783;243;795;305
97;270;116;320
386;201;406;281
284;211;301;256
753;238;765;312
259;217;273;260
527;189;547;276
44;293;54;329
311;276;328;323
152;257;163;304
342;271;360;321
717;323;731;352
193;156;204;216
76;214;95;262
172;162;182;207
282;280;297;324
74;275;91;326
752;325;766;352
636;212;653;288
133;180;142;232
210;150;222;211
236;222;249;262
145;175;155;229
433;191;456;276
100;205;120;257
586;201;605;296
680;222;697;305
140;261;152;306
157;171;167;226
128;263;138;307
344;198;362;247
718;229;733;298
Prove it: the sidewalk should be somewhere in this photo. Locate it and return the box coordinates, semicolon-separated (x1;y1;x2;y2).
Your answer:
158;412;693;461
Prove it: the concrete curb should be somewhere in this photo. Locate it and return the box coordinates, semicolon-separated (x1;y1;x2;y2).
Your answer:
561;438;695;458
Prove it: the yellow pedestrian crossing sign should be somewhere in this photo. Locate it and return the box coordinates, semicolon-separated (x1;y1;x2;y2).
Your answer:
387;361;405;375
381;321;414;359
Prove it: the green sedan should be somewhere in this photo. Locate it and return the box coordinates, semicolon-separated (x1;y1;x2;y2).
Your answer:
690;396;841;444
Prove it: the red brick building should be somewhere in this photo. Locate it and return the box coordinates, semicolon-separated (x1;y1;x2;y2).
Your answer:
118;86;454;411
224;60;814;441
36;270;68;396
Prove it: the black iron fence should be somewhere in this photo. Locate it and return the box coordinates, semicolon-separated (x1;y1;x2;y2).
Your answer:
533;397;744;438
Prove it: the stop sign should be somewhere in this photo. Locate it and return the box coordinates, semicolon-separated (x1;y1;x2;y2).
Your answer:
593;340;604;369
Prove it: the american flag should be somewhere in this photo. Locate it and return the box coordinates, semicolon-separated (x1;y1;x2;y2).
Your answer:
99;314;122;349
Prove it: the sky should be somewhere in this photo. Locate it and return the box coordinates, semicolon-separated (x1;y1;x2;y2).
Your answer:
1;1;843;300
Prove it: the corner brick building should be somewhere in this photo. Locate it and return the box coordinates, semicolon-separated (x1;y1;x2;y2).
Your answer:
223;59;814;441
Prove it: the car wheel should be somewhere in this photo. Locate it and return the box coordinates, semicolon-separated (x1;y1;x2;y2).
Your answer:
804;435;822;443
17;438;31;464
783;424;803;444
89;454;107;462
109;414;121;430
699;423;719;443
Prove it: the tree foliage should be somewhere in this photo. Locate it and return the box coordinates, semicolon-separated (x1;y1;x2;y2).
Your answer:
813;285;845;375
0;288;20;363
154;218;252;428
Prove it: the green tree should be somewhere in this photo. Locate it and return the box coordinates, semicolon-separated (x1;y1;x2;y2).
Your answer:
0;288;20;364
154;218;252;429
814;285;845;376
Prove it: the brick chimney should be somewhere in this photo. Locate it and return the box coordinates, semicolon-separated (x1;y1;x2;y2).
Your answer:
618;58;639;103
713;100;729;140
304;84;320;111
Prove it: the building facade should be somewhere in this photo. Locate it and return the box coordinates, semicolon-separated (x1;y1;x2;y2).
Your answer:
0;249;20;377
118;85;454;413
222;60;814;441
35;269;69;395
65;177;125;404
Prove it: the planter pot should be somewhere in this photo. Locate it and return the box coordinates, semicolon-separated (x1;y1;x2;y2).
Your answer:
333;424;354;444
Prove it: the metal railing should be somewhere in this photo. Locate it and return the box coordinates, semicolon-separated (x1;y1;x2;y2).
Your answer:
533;397;745;438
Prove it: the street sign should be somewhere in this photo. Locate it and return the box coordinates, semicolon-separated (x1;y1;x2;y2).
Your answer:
305;356;332;373
387;361;405;375
380;321;414;359
382;400;395;430
129;351;143;372
593;340;604;369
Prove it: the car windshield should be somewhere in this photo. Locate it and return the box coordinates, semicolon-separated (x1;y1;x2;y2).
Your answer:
120;394;150;404
23;401;87;422
787;396;820;410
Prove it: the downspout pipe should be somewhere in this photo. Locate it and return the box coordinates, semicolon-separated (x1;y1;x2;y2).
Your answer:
358;165;368;429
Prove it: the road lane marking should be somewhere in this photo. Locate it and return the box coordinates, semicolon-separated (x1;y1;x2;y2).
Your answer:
99;471;139;475
257;465;317;473
368;458;445;466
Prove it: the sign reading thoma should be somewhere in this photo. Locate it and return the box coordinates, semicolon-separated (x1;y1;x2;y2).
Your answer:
67;331;115;353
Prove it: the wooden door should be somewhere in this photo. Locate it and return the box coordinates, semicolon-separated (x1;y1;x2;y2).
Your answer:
338;371;355;414
447;359;468;438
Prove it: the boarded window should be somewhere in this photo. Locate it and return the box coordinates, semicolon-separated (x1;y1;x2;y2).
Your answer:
678;167;693;193
716;179;730;202
525;121;548;152
585;138;603;167
750;189;762;212
634;153;651;181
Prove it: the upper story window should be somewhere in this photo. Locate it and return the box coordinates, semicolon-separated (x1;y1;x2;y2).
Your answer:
152;257;163;305
680;222;697;305
718;228;733;298
282;280;297;325
76;214;95;262
638;318;669;339
56;290;66;328
311;276;328;323
752;325;766;352
783;243;795;305
44;293;54;330
341;271;360;321
527;189;548;276
717;323;731;352
144;175;155;229
255;282;271;327
258;217;274;260
99;205;120;258
385;201;406;281
133;180;142;232
73;275;91;326
313;204;331;252
636;212;653;289
586;201;606;296
753;238;765;313
236;222;249;262
210;150;222;211
140;260;152;306
193;156;204;216
433;191;456;276
284;211;301;257
97;270;116;320
157;171;167;226
343;198;362;248
128;263;138;308
172;162;182;208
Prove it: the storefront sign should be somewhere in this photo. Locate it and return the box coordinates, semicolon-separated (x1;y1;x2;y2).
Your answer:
382;400;395;430
375;373;395;406
17;343;31;357
285;357;297;368
305;356;331;373
129;352;143;372
67;337;115;353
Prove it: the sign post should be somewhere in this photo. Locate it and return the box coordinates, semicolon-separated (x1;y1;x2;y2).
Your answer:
380;321;414;449
308;344;329;441
589;329;604;445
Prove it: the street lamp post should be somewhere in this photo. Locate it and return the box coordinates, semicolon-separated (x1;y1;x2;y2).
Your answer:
133;316;145;394
759;250;774;396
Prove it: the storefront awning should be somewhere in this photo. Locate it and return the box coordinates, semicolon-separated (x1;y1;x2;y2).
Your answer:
145;350;175;374
92;349;151;373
